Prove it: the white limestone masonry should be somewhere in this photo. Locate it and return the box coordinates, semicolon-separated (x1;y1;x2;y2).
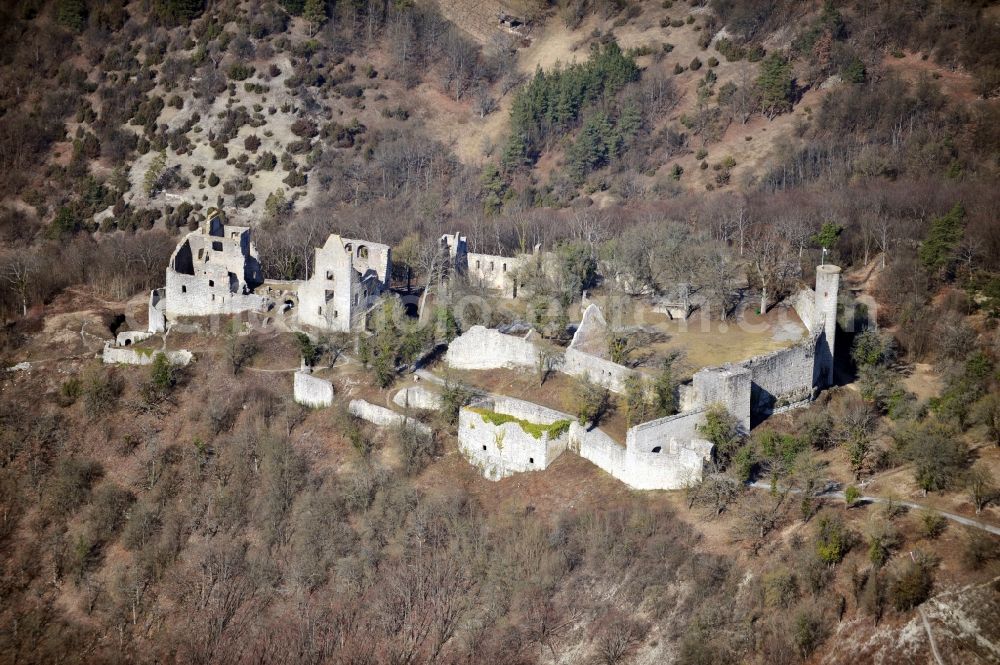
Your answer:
445;325;540;370
348;399;432;437
294;371;334;408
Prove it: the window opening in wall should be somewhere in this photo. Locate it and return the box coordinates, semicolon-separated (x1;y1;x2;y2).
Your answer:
211;294;215;301
326;270;333;280
489;261;494;271
482;445;487;451
212;241;223;251
529;457;534;464
502;263;507;272
231;232;238;238
318;306;323;315
334;310;338;318
651;446;661;453
181;285;187;293
475;260;481;269
208;280;214;287
197;248;204;260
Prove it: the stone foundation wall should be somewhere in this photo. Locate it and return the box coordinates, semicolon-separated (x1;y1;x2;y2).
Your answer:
348;399;432;437
393;386;443;411
102;345;192;366
294;371;334;408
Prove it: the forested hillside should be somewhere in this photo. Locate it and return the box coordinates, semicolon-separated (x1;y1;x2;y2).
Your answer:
0;1;998;664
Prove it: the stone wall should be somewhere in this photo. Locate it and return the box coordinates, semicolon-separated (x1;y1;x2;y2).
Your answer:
102;344;192;366
148;289;166;333
793;288;817;333
743;331;819;416
622;409;712;490
466;252;520;296
393;385;443;411
562;304;637;393
573;421;627;479
457;397;572;481
562;347;637;393
116;330;154;346
445;325;540;370
348;399;432;437
691;365;752;432
294;371;334;408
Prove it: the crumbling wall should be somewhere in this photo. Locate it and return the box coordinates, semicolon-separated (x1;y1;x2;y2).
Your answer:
457;397;571;481
393;385;443;411
294;371;334;408
562;304;637;393
165;268;270;317
466;252;520;296
445;325;540;370
562;347;638;394
348;399;432;437
148;289;166;333
102;344;192;366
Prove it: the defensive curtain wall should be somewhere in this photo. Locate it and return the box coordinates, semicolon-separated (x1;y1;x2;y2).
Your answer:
447;265;840;488
456;396;714;489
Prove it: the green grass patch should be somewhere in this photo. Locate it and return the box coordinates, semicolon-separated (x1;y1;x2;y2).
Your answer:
468;408;571;440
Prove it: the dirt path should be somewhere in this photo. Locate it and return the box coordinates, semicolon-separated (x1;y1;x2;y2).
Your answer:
920;606;946;665
749;481;1000;536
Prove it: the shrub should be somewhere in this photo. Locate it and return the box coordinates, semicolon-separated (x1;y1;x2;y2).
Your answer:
844;485;860;506
87;484;135;544
83;368;125;418
890;557;934;611
244;134;261;152
573;375;612;425
228;63;255;81
815;513;851;565
917;509;946;539
395;424;437;476
45;458;103;517
57;376;83;406
689;57;703;71
961;529;1000;570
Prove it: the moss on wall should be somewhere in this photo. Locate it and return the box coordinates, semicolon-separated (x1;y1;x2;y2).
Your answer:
468;407;571;440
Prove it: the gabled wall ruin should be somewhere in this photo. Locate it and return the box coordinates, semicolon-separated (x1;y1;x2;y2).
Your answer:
297;234;391;332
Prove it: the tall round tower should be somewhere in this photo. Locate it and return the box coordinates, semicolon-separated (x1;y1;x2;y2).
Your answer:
813;264;841;387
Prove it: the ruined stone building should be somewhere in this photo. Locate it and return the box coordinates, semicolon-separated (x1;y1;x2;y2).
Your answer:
297;234;391;332
161;214;269;320
439;232;552;298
